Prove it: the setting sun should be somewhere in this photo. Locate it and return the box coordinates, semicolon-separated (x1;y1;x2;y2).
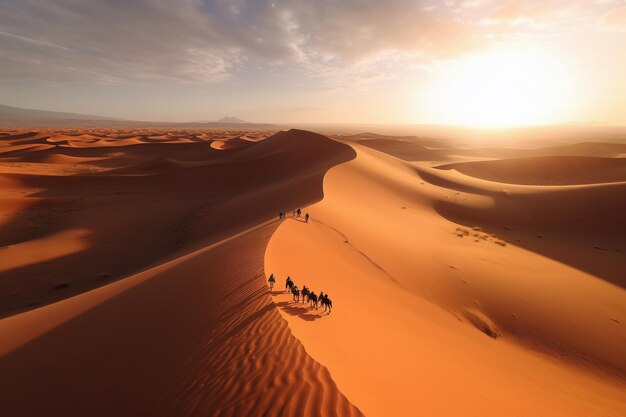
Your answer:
423;49;575;127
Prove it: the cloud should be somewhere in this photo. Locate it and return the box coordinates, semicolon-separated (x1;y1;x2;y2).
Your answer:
461;0;493;9
1;0;619;88
487;0;568;24
2;0;268;83
0;0;482;85
274;0;480;61
594;0;622;4
467;0;590;31
601;5;626;30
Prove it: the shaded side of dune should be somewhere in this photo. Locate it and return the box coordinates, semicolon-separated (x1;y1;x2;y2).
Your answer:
0;224;363;417
0;129;356;318
437;156;626;185
427;171;626;290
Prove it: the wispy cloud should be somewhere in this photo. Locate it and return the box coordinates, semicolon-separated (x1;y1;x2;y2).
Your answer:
0;0;481;85
0;0;624;88
600;5;626;30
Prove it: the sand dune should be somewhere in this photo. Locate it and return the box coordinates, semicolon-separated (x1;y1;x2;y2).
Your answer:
0;128;353;317
0;128;363;416
1;127;624;416
437;155;626;185
344;132;626;163
337;132;452;149
266;143;626;416
210;135;255;150
0;130;44;140
0;143;55;155
531;142;626;157
104;156;198;175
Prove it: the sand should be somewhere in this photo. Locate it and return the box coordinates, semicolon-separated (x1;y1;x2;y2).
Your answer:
266;138;626;416
1;126;624;416
0;127;361;417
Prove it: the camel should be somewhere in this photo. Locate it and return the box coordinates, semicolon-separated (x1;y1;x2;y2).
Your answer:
308;292;318;309
320;294;332;313
301;286;309;304
291;286;300;302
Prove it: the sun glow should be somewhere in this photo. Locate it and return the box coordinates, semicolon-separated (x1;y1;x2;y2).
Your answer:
421;48;576;127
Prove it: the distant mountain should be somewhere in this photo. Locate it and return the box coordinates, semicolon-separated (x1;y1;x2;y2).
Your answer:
216;116;248;124
192;116;250;124
188;116;276;128
0;104;125;126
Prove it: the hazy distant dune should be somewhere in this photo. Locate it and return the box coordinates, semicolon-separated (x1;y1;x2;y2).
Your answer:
437;155;626;185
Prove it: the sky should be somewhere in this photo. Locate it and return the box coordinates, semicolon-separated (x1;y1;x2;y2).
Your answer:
0;0;625;126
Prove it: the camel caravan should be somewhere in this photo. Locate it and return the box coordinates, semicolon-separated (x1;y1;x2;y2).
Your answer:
267;274;333;314
278;208;310;223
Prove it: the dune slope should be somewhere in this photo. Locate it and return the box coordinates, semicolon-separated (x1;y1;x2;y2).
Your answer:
266;143;626;417
0;223;363;417
437;155;626;185
0;128;362;417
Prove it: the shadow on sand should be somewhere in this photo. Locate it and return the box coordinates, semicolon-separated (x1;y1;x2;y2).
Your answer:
283;216;307;223
275;301;324;321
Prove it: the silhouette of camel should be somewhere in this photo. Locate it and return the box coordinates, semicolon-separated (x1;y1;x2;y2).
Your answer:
320;295;332;313
301;287;309;304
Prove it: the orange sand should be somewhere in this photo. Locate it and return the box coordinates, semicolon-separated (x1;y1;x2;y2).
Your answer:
0;127;361;417
1;127;624;416
266;140;626;417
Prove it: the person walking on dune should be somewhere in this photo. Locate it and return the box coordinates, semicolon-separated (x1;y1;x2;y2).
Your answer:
285;276;294;293
305;213;310;223
297;208;302;217
268;274;276;290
